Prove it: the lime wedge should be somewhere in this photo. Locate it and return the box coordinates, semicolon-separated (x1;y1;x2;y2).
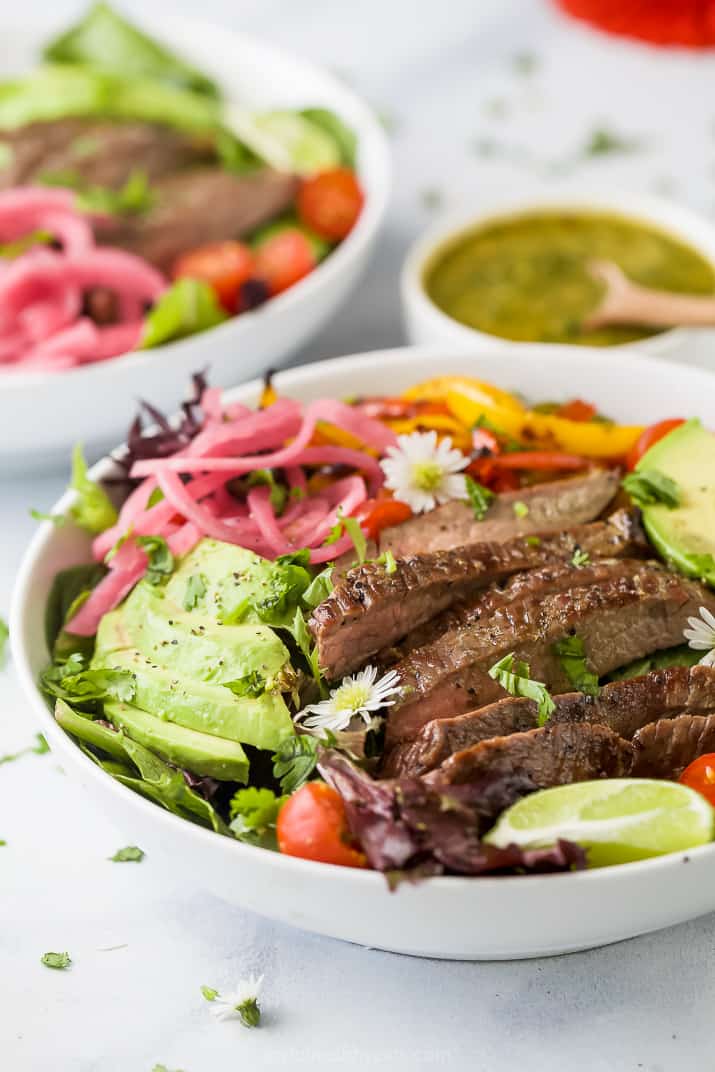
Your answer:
225;107;342;175
484;779;715;867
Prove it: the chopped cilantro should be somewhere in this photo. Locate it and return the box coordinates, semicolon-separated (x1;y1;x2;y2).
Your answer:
512;501;529;519
571;548;590;568
201;986;218;1002
136;535;175;585
0;616;7;665
41;951;71;970
324;508;367;563
224;671;265;698
183;572;208;612
488;653;555;726
525;535;541;547
0;733;49;766
229;786;287;845
622;469;680;509
553;635;600;697
109;846;144;862
465;475;495;520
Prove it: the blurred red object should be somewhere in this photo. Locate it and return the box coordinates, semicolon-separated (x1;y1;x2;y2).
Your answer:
555;0;715;47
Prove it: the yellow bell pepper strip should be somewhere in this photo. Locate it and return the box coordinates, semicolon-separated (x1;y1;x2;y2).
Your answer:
310;420;380;455
402;375;525;413
446;388;643;460
386;414;473;452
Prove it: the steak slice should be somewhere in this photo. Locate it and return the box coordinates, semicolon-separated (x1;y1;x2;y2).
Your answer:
378;556;645;666
387;665;715;777
100;167;298;269
426;722;634;822
378;468;620;557
632;714;715;779
386;567;715;749
0;118;216;190
311;509;646;680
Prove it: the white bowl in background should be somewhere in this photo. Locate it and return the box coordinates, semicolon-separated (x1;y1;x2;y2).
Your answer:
11;343;715;960
401;190;715;362
0;14;390;472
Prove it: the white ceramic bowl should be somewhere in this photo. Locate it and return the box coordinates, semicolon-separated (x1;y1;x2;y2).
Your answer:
402;190;715;362
0;14;390;472
12;343;715;960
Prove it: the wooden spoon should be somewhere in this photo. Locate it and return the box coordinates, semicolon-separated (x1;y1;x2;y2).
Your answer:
582;259;715;331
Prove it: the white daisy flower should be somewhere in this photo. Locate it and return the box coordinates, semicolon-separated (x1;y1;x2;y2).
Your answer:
380;431;468;514
684;606;715;667
296;666;402;734
203;975;263;1027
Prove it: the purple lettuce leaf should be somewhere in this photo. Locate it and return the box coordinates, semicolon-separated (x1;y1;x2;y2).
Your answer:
318;751;586;884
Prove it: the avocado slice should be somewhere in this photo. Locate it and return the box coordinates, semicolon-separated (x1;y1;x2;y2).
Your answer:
95;581;291;687
103;647;293;750
635;418;715;586
105;701;249;781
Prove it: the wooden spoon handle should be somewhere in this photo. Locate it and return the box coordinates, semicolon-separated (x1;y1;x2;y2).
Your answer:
584;259;715;331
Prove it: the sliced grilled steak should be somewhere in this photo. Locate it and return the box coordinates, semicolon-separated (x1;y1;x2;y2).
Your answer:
387;567;715;749
426;723;634;821
387;665;715;777
632;714;715;779
311;509;646;680
378;468;620;557
378;556;644;666
0;118;216;190
100;167;298;269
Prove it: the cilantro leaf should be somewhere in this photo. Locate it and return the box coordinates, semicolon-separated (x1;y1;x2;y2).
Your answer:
512;501;529;519
229;786;287;846
571;548;590;568
553;634;600;697
67;444;118;534
324;509;367;562
41;951;71;970
224;671;265;698
488;653;555;726
109;845;144;862
0;616;7;666
200;986;218;1002
464;475;495;520
183;572;207;611
136;535;174;585
622;469;680;509
272;734;321;794
0;733;50;766
525;535;541;547
301;566;334;609
41;664;136;705
30;508;67;526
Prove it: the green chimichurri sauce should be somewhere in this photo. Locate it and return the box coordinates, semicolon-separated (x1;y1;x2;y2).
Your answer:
424;211;715;346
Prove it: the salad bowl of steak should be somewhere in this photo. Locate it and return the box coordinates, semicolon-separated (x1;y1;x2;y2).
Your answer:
13;344;715;960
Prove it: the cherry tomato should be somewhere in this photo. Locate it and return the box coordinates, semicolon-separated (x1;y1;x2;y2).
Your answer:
491;451;590;471
254;229;316;295
172;240;255;313
277;782;367;868
355;497;413;540
297;167;365;240
679;754;715;806
626;418;686;471
556;399;597;422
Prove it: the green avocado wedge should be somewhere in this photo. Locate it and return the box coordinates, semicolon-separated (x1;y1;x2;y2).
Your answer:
105;701;249;781
102;648;293;751
634;419;715;587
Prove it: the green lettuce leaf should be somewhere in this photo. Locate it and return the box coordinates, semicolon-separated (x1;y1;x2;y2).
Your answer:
140;279;228;349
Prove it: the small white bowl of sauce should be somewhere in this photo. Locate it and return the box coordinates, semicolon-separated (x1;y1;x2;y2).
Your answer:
401;190;715;361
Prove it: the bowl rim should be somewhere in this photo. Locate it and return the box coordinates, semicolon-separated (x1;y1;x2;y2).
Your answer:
400;188;715;355
0;11;391;392
11;340;715;894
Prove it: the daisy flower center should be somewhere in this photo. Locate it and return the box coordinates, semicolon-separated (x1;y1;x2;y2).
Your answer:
411;459;445;492
332;681;372;714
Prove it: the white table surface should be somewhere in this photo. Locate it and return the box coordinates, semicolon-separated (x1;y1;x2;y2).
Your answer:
2;1;715;1068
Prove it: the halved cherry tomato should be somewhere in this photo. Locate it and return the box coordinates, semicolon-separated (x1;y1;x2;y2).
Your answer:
490;451;590;471
277;782;367;868
297;167;364;240
626;418;686;471
354;497;413;540
679;754;715;806
172;240;255;313
254;229;316;295
556;399;597;422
